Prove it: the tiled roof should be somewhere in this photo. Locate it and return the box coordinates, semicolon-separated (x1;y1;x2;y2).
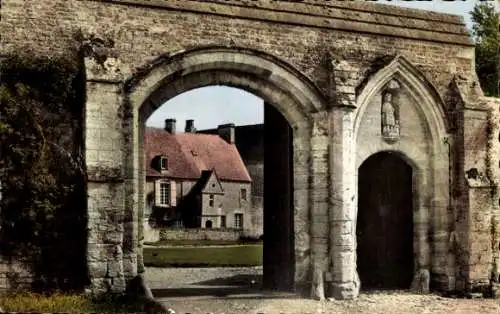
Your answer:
145;127;252;182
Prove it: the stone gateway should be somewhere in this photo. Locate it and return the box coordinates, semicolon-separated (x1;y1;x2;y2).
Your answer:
1;0;500;300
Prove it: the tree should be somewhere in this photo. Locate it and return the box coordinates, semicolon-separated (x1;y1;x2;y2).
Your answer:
0;54;88;292
470;2;500;97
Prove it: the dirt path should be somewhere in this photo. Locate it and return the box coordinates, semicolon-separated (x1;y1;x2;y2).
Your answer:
145;267;500;314
157;292;500;314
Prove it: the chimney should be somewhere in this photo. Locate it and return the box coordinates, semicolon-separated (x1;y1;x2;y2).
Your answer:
217;123;235;144
185;119;196;133
164;119;176;133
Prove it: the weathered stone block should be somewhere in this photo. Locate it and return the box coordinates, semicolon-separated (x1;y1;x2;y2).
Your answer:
332;233;354;248
311;220;329;238
122;253;138;279
87;166;124;182
331;251;355;280
104;231;123;245
330;281;359;300
88;262;107;278
87;244;111;262
311;136;329;150
107;261;123;278
312;189;328;201
331;220;353;235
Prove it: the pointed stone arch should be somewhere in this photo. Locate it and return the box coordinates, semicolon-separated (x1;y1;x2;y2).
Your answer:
354;55;449;147
351;55;453;292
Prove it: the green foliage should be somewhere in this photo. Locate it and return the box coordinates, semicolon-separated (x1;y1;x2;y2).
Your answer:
0;53;87;292
470;2;500;97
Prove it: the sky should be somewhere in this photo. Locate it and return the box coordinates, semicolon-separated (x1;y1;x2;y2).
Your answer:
146;0;496;131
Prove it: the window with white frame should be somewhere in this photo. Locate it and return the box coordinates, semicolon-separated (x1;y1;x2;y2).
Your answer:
220;215;226;228
240;188;247;201
159;182;170;205
160;157;168;171
209;194;214;207
234;213;243;229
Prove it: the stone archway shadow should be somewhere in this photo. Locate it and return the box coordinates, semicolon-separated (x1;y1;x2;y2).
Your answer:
121;46;329;297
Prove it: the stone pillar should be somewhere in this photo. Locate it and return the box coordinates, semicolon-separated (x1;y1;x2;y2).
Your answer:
428;139;453;291
411;168;431;293
328;105;359;300
122;98;139;282
85;69;127;293
136;122;146;275
84;56;130;294
307;112;332;300
292;124;312;291
487;97;500;296
456;98;498;295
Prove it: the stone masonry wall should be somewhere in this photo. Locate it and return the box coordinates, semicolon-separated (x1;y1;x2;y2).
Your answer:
0;258;34;292
1;0;475;96
487;97;500;293
158;229;242;242
1;0;490;299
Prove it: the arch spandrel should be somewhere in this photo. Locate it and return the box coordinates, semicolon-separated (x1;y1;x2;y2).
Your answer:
124;46;329;124
354;55;450;147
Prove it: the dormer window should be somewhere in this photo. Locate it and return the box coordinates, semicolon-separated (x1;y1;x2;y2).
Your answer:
152;155;169;172
160;157;168;171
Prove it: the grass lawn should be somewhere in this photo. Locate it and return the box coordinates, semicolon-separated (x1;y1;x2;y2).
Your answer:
0;292;146;313
144;239;262;247
143;244;263;267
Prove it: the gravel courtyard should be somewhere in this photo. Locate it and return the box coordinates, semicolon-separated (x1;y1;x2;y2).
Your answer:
145;267;500;314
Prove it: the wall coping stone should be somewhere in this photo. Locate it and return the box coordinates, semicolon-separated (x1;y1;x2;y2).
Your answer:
84;0;472;46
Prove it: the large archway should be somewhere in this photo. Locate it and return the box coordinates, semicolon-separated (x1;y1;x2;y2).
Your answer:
122;47;328;294
357;151;414;289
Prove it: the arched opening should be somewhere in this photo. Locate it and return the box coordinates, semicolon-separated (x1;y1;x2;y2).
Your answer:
353;55;452;293
141;86;295;297
121;47;325;298
357;151;414;290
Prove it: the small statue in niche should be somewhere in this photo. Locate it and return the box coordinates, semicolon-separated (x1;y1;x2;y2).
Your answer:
381;90;400;141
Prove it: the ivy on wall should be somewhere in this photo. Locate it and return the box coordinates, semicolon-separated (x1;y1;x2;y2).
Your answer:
0;53;88;292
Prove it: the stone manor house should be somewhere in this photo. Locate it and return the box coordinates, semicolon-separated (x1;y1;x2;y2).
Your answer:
144;119;258;233
3;0;500;301
198;123;265;231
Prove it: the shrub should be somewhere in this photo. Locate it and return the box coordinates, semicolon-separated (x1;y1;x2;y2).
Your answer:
0;52;88;292
0;292;145;313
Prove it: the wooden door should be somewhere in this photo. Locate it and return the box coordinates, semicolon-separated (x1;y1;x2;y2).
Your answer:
357;152;414;289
